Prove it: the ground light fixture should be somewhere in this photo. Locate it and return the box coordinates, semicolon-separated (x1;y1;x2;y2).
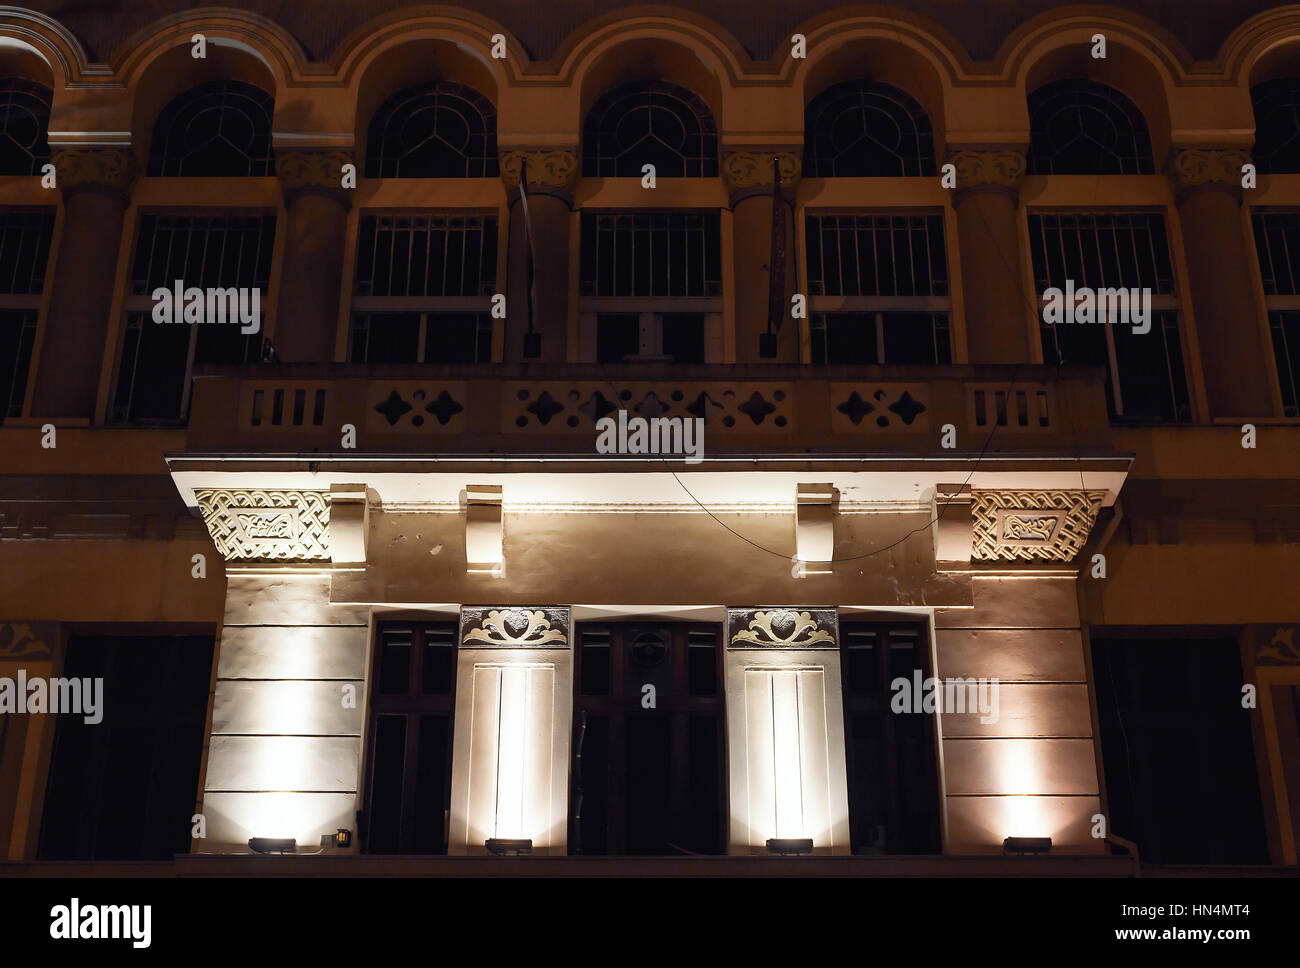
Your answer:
485;838;533;856
248;837;296;855
1003;836;1052;855
319;829;352;848
766;838;814;856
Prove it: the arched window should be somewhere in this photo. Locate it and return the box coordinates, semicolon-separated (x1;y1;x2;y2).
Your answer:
1027;79;1154;175
1251;78;1300;173
147;80;275;177
0;78;52;175
583;81;718;177
803;81;935;177
366;82;499;178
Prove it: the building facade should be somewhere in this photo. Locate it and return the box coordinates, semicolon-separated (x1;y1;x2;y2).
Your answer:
0;1;1297;871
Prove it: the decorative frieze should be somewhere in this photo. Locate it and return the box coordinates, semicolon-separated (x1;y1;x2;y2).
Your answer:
459;607;570;649
1166;146;1253;202
727;608;839;649
194;489;330;561
970;489;1106;562
51;147;137;199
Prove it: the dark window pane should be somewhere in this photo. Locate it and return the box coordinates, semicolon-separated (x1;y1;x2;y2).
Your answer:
378;631;412;694
687;630;717;696
365;715;407;854
581;213;721;298
354;313;420;363
1251;78;1300;173
1092;636;1269;864
421;630;455;695
425;313;491;363
805;214;946;298
683;716;722;853
0;78;52;175
661;312;705;363
597;313;639;363
411;715;450;854
38;634;214;860
573;714;608;855
579;629;611;696
0;309;37;420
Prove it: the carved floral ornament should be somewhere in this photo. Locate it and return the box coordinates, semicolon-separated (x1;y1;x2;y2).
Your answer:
727;608;838;649
0;622;53;659
499;148;579;193
194;488;330;561
970;489;1106;562
1259;627;1300;665
459;607;570;649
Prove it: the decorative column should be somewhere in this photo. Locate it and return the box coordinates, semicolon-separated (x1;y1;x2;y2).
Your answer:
1167;147;1273;417
722;150;799;362
947;148;1033;364
192;486;369;852
500;149;578;361
274;149;353;362
448;607;573;855
30;148;136;418
724;607;851;854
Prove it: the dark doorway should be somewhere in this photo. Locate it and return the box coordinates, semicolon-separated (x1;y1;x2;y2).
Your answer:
38;633;214;860
362;622;457;854
571;622;725;855
1091;634;1269;864
840;621;942;854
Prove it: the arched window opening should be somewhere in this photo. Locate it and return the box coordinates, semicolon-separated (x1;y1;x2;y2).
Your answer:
366;82;499;178
1027;79;1154;175
583;81;718;178
803;80;935;177
148;80;275;177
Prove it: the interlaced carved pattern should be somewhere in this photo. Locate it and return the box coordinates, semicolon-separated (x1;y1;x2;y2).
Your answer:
195;489;330;561
970;489;1105;562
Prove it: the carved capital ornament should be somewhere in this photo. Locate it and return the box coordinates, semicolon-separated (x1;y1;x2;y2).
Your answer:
276;149;355;205
1166;146;1253;201
51;147;137;199
721;150;801;203
500;148;579;198
947;148;1027;202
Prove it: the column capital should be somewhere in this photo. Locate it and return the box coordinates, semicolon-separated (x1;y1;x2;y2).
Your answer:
946;147;1027;204
500;147;579;202
721;149;800;205
51;146;137;201
1166;146;1252;204
276;148;355;207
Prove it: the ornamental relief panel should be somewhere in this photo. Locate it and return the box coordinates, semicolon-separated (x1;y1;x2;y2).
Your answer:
459;607;570;649
970;489;1106;562
195;489;330;561
727;608;839;649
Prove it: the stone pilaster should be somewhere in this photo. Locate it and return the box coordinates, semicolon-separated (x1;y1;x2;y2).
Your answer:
29;147;137;418
945;147;1033;364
